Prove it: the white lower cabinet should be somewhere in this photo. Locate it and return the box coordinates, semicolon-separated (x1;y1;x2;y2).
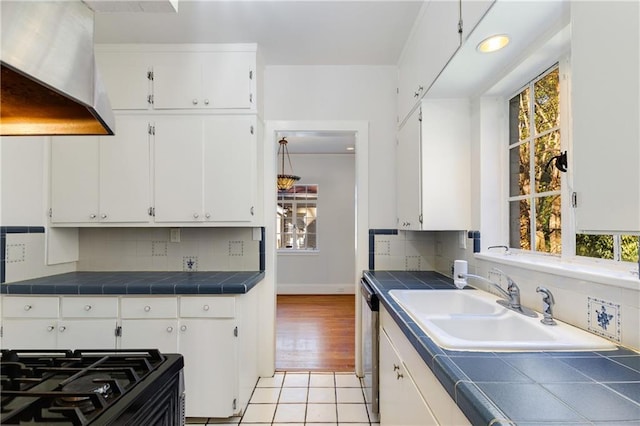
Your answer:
379;307;470;426
1;292;259;419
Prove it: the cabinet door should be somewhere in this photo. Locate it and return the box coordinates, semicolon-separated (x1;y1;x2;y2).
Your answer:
397;109;422;230
96;52;151;110
153;116;204;222
571;1;640;233
397;0;460;123
57;319;117;350
152;53;202;109
460;0;494;42
179;318;237;418
50;137;100;223
202;52;253;109
2;319;57;349
203;116;256;222
379;329;438;426
99;116;151;223
120;319;179;353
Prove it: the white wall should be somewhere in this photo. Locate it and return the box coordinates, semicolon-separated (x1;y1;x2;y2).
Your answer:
264;65;398;229
277;153;355;294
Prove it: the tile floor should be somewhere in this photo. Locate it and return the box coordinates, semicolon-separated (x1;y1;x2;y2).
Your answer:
188;372;380;425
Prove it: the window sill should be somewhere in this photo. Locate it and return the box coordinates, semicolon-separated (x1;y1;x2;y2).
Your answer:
277;249;320;256
475;252;640;291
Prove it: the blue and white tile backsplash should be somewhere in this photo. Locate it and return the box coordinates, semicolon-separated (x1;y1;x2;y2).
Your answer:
587;297;622;343
78;227;260;272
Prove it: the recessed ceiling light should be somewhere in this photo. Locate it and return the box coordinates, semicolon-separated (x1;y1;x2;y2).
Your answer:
477;34;510;53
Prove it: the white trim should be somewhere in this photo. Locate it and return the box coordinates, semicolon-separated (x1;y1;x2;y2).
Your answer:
264;120;369;377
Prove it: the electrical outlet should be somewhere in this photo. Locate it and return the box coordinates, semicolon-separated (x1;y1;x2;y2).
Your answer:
170;228;180;243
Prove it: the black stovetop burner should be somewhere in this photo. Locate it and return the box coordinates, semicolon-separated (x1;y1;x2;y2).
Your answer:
1;349;184;426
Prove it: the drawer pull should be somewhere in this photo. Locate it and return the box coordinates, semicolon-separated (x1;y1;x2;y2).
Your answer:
84;305;92;311
204;99;209;105
203;304;210;311
192;99;199;105
59;326;66;332
167;326;174;333
144;306;151;312
180;325;187;332
47;326;55;332
24;305;32;311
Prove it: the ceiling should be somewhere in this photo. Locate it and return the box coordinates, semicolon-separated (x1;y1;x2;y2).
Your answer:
93;0;424;66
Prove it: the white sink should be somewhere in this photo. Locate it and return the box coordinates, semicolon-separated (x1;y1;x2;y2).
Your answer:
388;289;617;352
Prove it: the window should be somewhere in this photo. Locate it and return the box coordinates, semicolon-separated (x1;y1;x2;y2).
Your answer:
507;64;640;263
277;184;318;250
508;66;562;254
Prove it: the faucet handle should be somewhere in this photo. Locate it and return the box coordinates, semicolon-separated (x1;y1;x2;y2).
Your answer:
536;286;557;325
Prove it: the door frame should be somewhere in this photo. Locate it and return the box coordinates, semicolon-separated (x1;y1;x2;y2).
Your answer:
260;120;369;377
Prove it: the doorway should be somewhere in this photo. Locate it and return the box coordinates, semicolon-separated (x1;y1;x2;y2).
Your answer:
262;120;369;376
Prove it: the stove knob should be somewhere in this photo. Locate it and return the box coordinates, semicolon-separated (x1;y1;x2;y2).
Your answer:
24;304;32;311
84;305;92;311
144;305;151;312
203;304;210;311
47;325;55;332
180;325;187;332
59;326;66;332
167;326;174;333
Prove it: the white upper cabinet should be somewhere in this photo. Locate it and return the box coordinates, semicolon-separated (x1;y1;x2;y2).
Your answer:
459;0;494;43
50;116;151;224
396;99;471;231
154;115;259;224
96;45;259;114
571;1;640;233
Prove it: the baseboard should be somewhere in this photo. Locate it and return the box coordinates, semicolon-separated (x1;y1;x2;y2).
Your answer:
276;283;356;295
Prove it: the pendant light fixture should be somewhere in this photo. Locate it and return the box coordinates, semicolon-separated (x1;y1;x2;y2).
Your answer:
277;137;300;191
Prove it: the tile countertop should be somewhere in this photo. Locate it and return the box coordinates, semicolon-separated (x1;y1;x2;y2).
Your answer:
364;270;640;425
0;271;265;295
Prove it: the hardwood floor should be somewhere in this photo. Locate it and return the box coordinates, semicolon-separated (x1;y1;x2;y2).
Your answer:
276;295;356;372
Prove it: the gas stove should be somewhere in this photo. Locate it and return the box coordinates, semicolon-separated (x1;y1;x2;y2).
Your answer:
1;349;184;426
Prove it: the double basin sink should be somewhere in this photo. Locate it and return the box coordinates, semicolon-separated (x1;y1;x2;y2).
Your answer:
389;289;616;352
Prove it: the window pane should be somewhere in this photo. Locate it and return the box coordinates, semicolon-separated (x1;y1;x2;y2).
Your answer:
576;234;614;259
621;235;640;262
534;68;560;134
509;199;531;250
535;196;561;254
534;131;561;193
509;88;530;142
509;143;530;196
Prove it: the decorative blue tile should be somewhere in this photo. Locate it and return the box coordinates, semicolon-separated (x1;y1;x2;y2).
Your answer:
587;297;621;342
477;383;587;423
543;383;640;422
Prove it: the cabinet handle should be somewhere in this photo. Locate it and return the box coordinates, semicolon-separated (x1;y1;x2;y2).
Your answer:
393;364;400;371
192;99;198;105
204;99;209;105
144;305;151;312
205;212;211;219
47;325;55;332
59;326;66;332
413;91;420;98
101;214;107;219
167;326;174;333
203;304;210;311
193;213;199;219
24;304;32;311
84;305;92;311
396;372;404;380
180;325;187;331
90;214;97;219
250;206;254;216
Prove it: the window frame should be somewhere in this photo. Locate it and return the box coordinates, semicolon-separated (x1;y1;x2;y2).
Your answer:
276;184;318;252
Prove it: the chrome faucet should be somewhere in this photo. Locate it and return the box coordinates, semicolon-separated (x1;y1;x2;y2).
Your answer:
458;268;538;318
536;287;557;325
